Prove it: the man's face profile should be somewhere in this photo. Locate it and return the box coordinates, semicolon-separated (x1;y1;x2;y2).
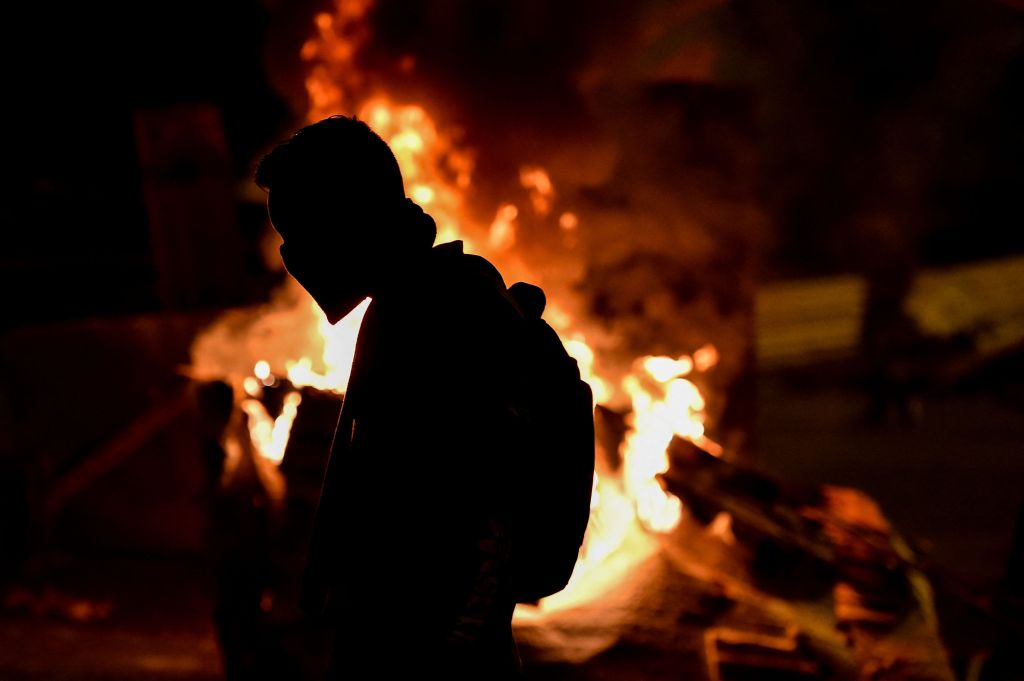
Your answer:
268;185;378;324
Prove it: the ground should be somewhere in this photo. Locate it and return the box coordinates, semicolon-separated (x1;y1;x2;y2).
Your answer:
1;376;1020;679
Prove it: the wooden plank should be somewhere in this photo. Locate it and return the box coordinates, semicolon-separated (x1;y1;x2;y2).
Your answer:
43;387;192;516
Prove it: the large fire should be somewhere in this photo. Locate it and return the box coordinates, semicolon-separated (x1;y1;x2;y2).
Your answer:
192;0;721;614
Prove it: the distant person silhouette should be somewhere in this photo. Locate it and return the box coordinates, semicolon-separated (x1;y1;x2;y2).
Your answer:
195;380;284;681
256;116;526;679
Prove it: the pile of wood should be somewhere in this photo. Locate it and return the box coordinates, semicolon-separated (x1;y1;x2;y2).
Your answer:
657;438;955;681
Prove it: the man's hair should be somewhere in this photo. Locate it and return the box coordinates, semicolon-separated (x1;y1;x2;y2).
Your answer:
255;116;405;202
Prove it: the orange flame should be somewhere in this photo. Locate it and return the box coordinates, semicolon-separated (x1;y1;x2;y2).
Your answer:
520;166;555;216
488;204;519;252
622;356;706;533
241;389;302;466
299;0;722;595
286;298;370;393
192;0;724;614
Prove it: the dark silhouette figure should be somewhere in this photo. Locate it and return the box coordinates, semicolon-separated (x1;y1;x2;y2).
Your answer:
256;116;526;678
195;380;283;681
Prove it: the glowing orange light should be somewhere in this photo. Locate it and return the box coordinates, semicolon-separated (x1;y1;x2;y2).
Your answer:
410;184;435;205
520;166;554;216
192;0;728;618
642;355;693;382
242;390;302;465
243;376;262;398
254;360;270;380
694;344;719;372
489;204;518;251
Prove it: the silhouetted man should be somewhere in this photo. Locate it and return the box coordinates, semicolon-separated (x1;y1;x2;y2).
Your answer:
196;379;284;680
256;116;525;678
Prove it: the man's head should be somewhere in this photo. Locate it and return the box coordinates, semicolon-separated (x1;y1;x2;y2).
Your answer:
256;116;435;322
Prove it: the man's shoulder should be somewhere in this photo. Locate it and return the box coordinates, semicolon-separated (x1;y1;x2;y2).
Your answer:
429;241;510;306
431;241;505;287
420;243;527;349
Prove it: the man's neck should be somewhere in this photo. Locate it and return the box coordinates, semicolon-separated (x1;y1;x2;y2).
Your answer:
367;244;437;301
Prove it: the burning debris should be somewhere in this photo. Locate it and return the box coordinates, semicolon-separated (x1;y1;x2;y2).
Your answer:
188;1;955;678
192;0;731;619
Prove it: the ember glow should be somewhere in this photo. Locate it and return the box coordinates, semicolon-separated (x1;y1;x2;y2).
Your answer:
285;298;370;392
488;204;519;252
191;0;722;614
622;356;706;533
519;166;554;216
241;389;302;466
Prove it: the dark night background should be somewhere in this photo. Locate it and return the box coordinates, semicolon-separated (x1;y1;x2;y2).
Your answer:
2;1;1023;679
8;0;1023;325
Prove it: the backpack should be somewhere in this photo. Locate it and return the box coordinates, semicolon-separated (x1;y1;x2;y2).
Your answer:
504;282;596;603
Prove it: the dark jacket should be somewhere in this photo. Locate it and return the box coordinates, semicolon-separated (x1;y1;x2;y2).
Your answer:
303;241;526;675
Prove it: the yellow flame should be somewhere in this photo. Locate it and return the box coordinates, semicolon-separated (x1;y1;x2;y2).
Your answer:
254;360;270;380
286;298;371;393
243;376;262;398
294;3;720;610
410;184;435;205
520;166;554;216
642;355;694;382
619;356;710;533
563;337;611;405
489;203;518;252
301;0;375;121
195;0;725;616
242;390;303;465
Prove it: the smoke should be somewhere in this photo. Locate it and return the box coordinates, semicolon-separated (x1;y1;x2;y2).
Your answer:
190;280;326;383
244;0;1021;443
354;2;765;401
716;0;1024;273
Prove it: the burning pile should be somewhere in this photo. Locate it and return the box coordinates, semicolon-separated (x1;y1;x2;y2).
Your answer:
187;6;960;680
190;0;724;614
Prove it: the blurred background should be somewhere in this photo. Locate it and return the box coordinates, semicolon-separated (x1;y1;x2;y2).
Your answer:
3;1;1023;679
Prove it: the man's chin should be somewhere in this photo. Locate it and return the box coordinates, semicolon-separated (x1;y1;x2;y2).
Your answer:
322;295;370;324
